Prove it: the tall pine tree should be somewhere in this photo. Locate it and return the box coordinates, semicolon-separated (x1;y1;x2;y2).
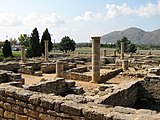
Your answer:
2;40;12;57
41;28;52;55
26;28;41;57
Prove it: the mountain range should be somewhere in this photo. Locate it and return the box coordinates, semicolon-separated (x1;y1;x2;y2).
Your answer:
100;27;160;45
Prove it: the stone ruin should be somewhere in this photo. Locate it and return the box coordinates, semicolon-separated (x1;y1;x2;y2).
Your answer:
0;38;160;119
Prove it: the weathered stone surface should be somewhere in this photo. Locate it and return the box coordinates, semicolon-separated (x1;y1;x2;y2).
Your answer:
28;94;41;105
15;114;28;120
3;102;11;111
39;113;56;120
71;86;84;94
0;108;3;117
114;106;136;114
82;107;110;120
24;108;39;118
60;101;82;116
40;97;54;110
36;106;47;113
6;97;15;104
65;94;87;103
15;89;33;101
4;111;15;119
12;104;24;114
27;103;35;110
65;80;75;88
34;71;43;76
53;100;64;112
16;100;27;107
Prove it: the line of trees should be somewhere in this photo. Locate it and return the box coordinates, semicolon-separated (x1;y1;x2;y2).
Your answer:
18;28;76;57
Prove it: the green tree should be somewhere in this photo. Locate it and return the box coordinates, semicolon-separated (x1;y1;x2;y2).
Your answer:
59;36;76;53
41;28;53;55
116;36;137;53
26;28;41;57
2;40;12;57
18;34;30;47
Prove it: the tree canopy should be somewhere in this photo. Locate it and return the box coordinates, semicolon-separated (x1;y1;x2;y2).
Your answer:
18;34;30;47
59;36;76;53
2;40;12;57
116;36;137;53
26;28;41;57
41;28;53;55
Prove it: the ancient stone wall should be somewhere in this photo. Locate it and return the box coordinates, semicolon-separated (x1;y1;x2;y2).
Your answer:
139;80;160;102
100;80;139;107
0;70;24;84
64;71;92;82
100;68;123;83
0;62;20;72
68;67;88;73
0;81;160;119
41;63;56;73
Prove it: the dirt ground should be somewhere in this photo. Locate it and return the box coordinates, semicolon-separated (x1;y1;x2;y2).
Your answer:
22;67;144;92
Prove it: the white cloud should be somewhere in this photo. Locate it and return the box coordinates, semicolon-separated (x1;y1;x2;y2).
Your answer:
23;12;65;28
106;3;134;18
0;13;22;26
75;11;103;22
137;1;160;17
75;0;160;22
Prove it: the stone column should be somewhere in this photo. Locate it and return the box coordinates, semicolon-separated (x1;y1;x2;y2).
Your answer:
56;61;64;77
44;40;49;61
103;49;106;57
113;50;116;57
121;42;124;59
92;36;101;83
122;59;128;71
21;45;25;63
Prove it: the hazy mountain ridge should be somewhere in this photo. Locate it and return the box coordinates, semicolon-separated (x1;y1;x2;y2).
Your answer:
101;27;160;45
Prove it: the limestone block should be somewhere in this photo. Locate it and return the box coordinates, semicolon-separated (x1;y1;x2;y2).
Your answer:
15;114;28;120
36;106;47;113
39;113;56;120
16;100;27;107
82;107;109;120
28;94;41;105
60;101;82;116
53;99;64;112
3;102;11;111
65;94;87;103
34;71;43;76
6;97;14;104
24;108;39;118
0;108;3;117
15;89;33;102
12;104;24;114
71;86;84;94
4;111;15;119
114;106;136;114
65;80;75;88
40;97;54;110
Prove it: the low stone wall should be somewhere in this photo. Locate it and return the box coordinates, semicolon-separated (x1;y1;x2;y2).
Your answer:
139;79;160;102
64;72;92;82
41;63;56;73
24;78;84;95
102;57;116;64
0;70;24;84
0;62;20;72
100;68;123;82
0;81;160;119
68;67;88;73
100;80;139;107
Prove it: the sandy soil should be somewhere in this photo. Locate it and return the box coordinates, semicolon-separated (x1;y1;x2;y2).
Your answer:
22;68;143;92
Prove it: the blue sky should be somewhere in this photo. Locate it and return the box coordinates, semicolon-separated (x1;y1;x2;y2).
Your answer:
0;0;160;42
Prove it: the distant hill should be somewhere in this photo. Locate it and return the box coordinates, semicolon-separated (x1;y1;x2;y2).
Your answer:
101;27;160;45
